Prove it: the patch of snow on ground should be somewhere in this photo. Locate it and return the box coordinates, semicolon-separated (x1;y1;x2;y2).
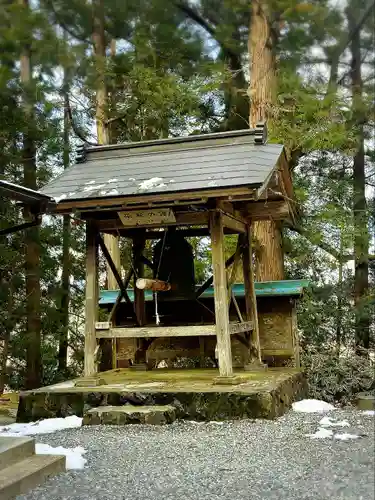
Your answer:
0;415;82;436
35;443;87;470
362;410;375;416
107;178;118;183
292;399;336;413
306;427;334;439
334;433;360;441
319;416;350;427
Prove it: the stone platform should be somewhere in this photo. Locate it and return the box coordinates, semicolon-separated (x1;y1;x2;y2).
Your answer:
17;368;307;423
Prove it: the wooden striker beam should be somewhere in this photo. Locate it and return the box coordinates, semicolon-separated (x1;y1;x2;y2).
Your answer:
210;211;233;377
136;278;171;292
84;220;99;376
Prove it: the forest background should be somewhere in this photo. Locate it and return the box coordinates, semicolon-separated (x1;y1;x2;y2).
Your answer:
0;0;374;403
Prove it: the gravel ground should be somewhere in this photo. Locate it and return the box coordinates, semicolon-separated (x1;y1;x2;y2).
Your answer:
18;408;374;500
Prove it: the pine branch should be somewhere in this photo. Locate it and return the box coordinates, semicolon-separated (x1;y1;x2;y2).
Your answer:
173;1;240;60
44;0;90;43
66;97;98;146
287;223;375;262
326;0;375;94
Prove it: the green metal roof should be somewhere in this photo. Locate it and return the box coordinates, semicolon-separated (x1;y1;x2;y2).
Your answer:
99;280;309;305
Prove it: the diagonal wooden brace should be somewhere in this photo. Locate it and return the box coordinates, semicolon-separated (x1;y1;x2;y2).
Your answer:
108;268;134;322
195;251;238;299
96;232;138;324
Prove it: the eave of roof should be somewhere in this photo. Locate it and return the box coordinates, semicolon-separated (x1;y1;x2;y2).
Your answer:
0;179;56;213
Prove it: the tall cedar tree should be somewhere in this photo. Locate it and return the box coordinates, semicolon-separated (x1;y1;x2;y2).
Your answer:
347;2;370;349
19;0;42;389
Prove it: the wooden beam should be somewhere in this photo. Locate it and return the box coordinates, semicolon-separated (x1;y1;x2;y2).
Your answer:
95;202;291;235
232;292;244;322
101;226;244;238
133;231;146;325
104;234;121;290
97;211;209;231
220;211;247;233
84;220;99;376
227;236;243;307
96;322;253;339
261;348;295;357
241;225;261;362
55;186;257;213
229;321;254;334
97;232;138;322
210;210;233;377
108;269;134;322
242;200;290;221
133;230;147;364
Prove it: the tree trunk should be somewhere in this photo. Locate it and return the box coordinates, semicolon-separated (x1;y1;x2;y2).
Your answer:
336;230;344;352
19;0;41;390
92;0;121;290
0;280;13;394
248;0;284;281
58;54;71;374
348;6;369;350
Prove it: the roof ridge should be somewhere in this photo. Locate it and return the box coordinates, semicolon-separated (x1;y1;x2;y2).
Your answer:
76;123;267;160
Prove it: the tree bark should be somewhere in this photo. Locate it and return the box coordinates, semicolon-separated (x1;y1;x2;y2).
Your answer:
92;0;121;289
248;0;284;281
336;230;344;352
58;51;71;374
0;280;13;394
348;6;369;350
20;0;41;389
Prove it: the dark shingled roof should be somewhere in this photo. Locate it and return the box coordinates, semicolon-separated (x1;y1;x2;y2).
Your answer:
40;128;284;204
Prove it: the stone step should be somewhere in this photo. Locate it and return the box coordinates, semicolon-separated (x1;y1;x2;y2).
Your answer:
0;437;35;471
0;454;65;500
83;405;176;426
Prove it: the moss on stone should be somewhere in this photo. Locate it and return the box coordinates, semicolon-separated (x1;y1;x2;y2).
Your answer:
16;369;307;423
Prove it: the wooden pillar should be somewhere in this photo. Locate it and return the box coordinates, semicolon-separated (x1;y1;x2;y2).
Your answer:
103;233;120;371
210;211;233;377
84;220;99;376
242;223;262;362
133;231;147;364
